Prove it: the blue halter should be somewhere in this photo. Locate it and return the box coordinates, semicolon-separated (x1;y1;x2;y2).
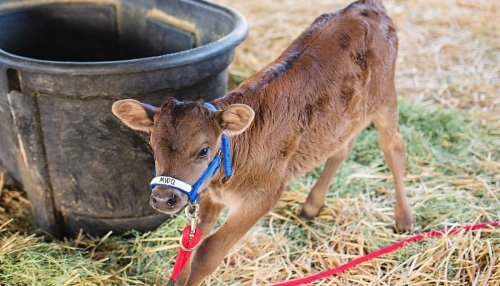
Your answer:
149;103;233;203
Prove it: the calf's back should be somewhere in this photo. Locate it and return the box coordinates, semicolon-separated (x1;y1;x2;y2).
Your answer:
217;0;398;187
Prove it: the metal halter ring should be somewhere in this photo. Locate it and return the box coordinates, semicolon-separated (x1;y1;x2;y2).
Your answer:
179;202;201;252
185;202;200;235
185;202;200;219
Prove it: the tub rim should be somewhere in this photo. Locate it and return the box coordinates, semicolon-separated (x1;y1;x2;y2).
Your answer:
0;0;248;75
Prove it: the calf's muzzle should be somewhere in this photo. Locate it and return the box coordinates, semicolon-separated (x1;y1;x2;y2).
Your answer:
150;186;189;214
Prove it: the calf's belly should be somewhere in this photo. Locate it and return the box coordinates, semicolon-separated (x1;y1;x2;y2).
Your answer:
287;117;371;180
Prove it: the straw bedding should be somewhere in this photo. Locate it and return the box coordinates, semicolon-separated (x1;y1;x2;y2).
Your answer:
1;0;499;285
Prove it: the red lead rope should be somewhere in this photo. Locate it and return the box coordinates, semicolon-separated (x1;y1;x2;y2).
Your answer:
168;226;202;286
272;221;500;286
166;221;499;286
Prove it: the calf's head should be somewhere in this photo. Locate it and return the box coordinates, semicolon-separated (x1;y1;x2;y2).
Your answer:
111;98;254;214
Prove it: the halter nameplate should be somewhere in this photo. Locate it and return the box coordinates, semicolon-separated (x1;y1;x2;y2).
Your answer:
150;176;193;194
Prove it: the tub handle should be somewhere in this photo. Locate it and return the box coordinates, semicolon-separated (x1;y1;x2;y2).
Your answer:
6;68;21;93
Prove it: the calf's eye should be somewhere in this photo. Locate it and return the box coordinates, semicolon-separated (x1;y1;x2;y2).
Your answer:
198;147;209;158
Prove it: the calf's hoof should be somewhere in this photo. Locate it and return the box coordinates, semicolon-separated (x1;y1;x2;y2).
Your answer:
300;204;321;219
395;208;414;233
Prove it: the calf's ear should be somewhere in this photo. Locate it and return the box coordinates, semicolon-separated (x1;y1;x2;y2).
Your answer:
215;104;255;136
112;99;157;132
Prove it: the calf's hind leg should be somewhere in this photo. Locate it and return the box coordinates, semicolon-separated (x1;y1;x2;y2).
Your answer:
301;137;357;218
374;108;414;232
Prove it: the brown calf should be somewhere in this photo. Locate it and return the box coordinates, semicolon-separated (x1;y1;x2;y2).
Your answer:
112;0;413;284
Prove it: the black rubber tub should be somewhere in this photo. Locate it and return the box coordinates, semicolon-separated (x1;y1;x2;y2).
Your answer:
0;0;247;237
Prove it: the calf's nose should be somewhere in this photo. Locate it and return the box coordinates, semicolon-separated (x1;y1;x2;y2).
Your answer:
150;186;188;214
151;196;158;207
165;193;179;206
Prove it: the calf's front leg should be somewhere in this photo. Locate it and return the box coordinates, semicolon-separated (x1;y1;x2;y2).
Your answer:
181;192;278;286
175;194;224;285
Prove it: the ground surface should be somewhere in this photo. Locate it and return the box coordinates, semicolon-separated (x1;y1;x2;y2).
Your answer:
1;0;499;285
